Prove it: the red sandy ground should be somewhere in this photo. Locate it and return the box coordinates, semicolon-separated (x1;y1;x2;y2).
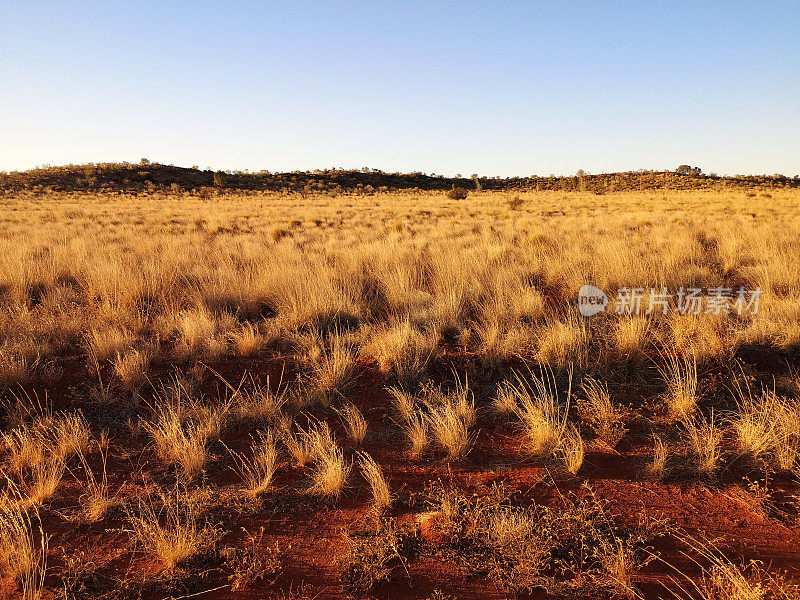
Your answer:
2;353;799;600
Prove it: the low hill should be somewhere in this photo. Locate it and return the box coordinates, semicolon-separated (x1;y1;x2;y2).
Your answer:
1;161;797;194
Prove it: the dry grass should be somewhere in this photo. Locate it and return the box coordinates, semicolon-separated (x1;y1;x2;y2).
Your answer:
535;316;588;369
1;412;89;494
143;381;227;479
401;411;428;458
2;188;800;378
682;414;723;476
503;369;571;458
232;375;287;422
730;384;800;474
554;424;584;475
308;444;351;498
1;187;800;596
113;348;151;390
0;349;37;389
283;427;312;468
614;316;650;360
309;334;358;403
658;351;699;421
422;381;475;461
358;451;391;514
425;401;472;461
25;455;66;505
387;386;416;423
86;326;133;362
76;443;115;522
228;431;279;497
334;402;368;444
578;377;626;447
229;322;267;357
301;419;337;462
0;489;47;600
647;436;668;479
665;534;800;600
363;320;437;385
555;425;584;475
128;483;216;571
2;187;800;594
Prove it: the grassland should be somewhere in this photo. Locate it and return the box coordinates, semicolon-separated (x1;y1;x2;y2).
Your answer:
1;185;800;599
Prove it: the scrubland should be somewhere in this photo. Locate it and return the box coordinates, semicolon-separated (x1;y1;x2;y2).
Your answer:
0;187;800;599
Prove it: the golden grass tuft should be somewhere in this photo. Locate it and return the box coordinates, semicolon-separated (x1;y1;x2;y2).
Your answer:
387;386;416;423
128;483;216;571
85;326;133;362
658;351;698;421
232;375;287;422
363;320;437;385
228;430;279;497
309;334;358;402
503;368;571;458
535;316;588;369
143;381;226;479
730;383;800;473
76;443;115;523
358;451;391;514
614;316;650;360
334;402;368;444
421;380;475;461
308;443;350;498
578;377;626;447
0;489;47;600
554;424;584;475
112;348;151;390
647;435;668;479
682;414;723;476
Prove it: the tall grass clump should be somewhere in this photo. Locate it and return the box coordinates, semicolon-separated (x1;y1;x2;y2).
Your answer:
143;379;227;479
128;483;216;571
358;451;391;514
657;351;698;421
0;487;47;599
422;378;475;461
501;368;572;458
228;430;279;497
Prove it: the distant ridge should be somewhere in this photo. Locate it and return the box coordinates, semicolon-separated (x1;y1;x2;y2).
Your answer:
1;162;797;194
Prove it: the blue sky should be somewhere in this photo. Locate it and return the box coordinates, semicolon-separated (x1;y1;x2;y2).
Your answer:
1;2;798;176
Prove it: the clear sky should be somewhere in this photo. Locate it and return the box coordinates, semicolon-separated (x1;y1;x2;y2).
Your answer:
1;1;798;177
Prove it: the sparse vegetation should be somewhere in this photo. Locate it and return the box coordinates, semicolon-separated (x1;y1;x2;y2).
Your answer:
0;182;798;597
